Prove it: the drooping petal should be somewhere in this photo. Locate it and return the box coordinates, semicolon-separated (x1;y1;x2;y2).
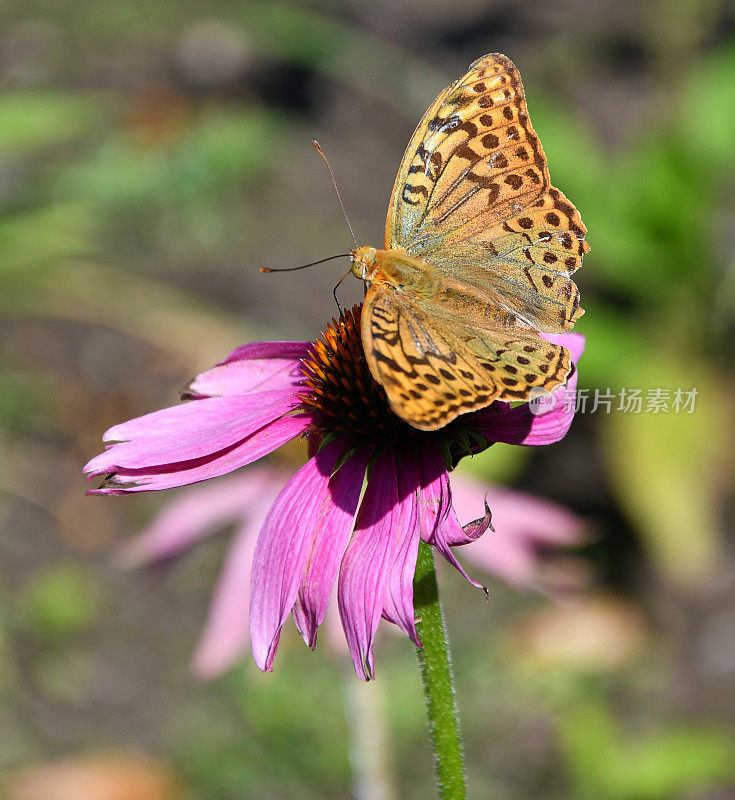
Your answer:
249;438;351;672
88;413;311;494
191;500;271;678
380;452;421;645
418;446;483;587
292;446;370;648
450;474;587;586
474;333;585;446
338;450;419;680
86;390;298;473
184;342;310;399
117;468;283;566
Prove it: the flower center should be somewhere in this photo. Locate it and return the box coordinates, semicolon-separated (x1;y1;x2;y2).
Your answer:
299;305;410;441
299;305;489;462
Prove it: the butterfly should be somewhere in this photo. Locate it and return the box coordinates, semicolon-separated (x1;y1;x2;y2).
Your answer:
349;53;588;431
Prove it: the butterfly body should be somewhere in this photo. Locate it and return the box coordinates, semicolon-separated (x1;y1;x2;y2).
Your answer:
352;246;525;329
352;246;441;301
350;54;588;431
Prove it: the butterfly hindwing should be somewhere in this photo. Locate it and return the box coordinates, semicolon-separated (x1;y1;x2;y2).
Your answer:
412;187;588;333
361;285;571;431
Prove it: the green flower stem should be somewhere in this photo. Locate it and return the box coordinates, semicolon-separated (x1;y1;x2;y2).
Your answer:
413;540;467;800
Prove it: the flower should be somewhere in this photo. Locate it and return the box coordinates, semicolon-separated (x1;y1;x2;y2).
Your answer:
120;466;587;679
85;306;585;679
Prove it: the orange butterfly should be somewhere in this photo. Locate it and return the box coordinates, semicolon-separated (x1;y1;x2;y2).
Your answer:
349;53;588;431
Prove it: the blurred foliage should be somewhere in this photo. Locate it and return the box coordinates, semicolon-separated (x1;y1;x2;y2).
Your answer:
530;42;735;586
1;1;734;799
17;563;102;642
604;357;728;584
56;107;281;250
177;662;352;800
0;369;59;435
560;700;735;800
0;92;102;154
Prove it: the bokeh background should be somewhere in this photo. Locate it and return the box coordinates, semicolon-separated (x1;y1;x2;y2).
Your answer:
1;1;735;798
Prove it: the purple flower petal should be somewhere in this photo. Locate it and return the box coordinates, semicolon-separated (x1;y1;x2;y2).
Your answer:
338;450;419;680
219;341;311;367
458;497;495;543
88;413;311;494
86;390;298;474
184;341;310;399
117;468;284;567
442;495;494;547
418;447;483;587
380;454;421;645
292;447;370;648
249;438;352;672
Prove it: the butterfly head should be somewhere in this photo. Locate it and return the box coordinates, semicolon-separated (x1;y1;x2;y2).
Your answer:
350;246;378;281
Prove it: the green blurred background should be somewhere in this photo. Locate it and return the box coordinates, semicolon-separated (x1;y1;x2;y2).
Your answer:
1;1;734;798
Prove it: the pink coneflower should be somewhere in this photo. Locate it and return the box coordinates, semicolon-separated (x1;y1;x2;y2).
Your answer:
120;466;587;679
85;306;584;680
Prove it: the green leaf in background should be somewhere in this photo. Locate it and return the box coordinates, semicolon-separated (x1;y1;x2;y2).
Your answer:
530;46;735;317
455;441;531;485
573;136;713;308
602;350;730;585
560;700;735;800
560;303;644;390
560;700;618;799
0;203;93;276
17;563;103;642
0;92;105;154
177;655;351;800
676;43;735;172
55;109;281;210
0;369;60;435
524;94;605;202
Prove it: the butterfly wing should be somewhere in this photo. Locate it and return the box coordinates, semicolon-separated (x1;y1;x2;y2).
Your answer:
362;284;571;431
385;53;588;335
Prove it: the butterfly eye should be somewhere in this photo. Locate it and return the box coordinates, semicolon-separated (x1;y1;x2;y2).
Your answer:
350;258;367;281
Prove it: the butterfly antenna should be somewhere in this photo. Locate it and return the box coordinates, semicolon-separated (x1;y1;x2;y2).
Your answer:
260;253;350;273
312;139;358;246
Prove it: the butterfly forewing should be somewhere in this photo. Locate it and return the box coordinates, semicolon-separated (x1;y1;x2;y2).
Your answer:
386;53;549;250
384;53;587;336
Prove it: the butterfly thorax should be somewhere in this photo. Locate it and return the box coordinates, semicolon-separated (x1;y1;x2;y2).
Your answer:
350;246;436;298
351;245;517;326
